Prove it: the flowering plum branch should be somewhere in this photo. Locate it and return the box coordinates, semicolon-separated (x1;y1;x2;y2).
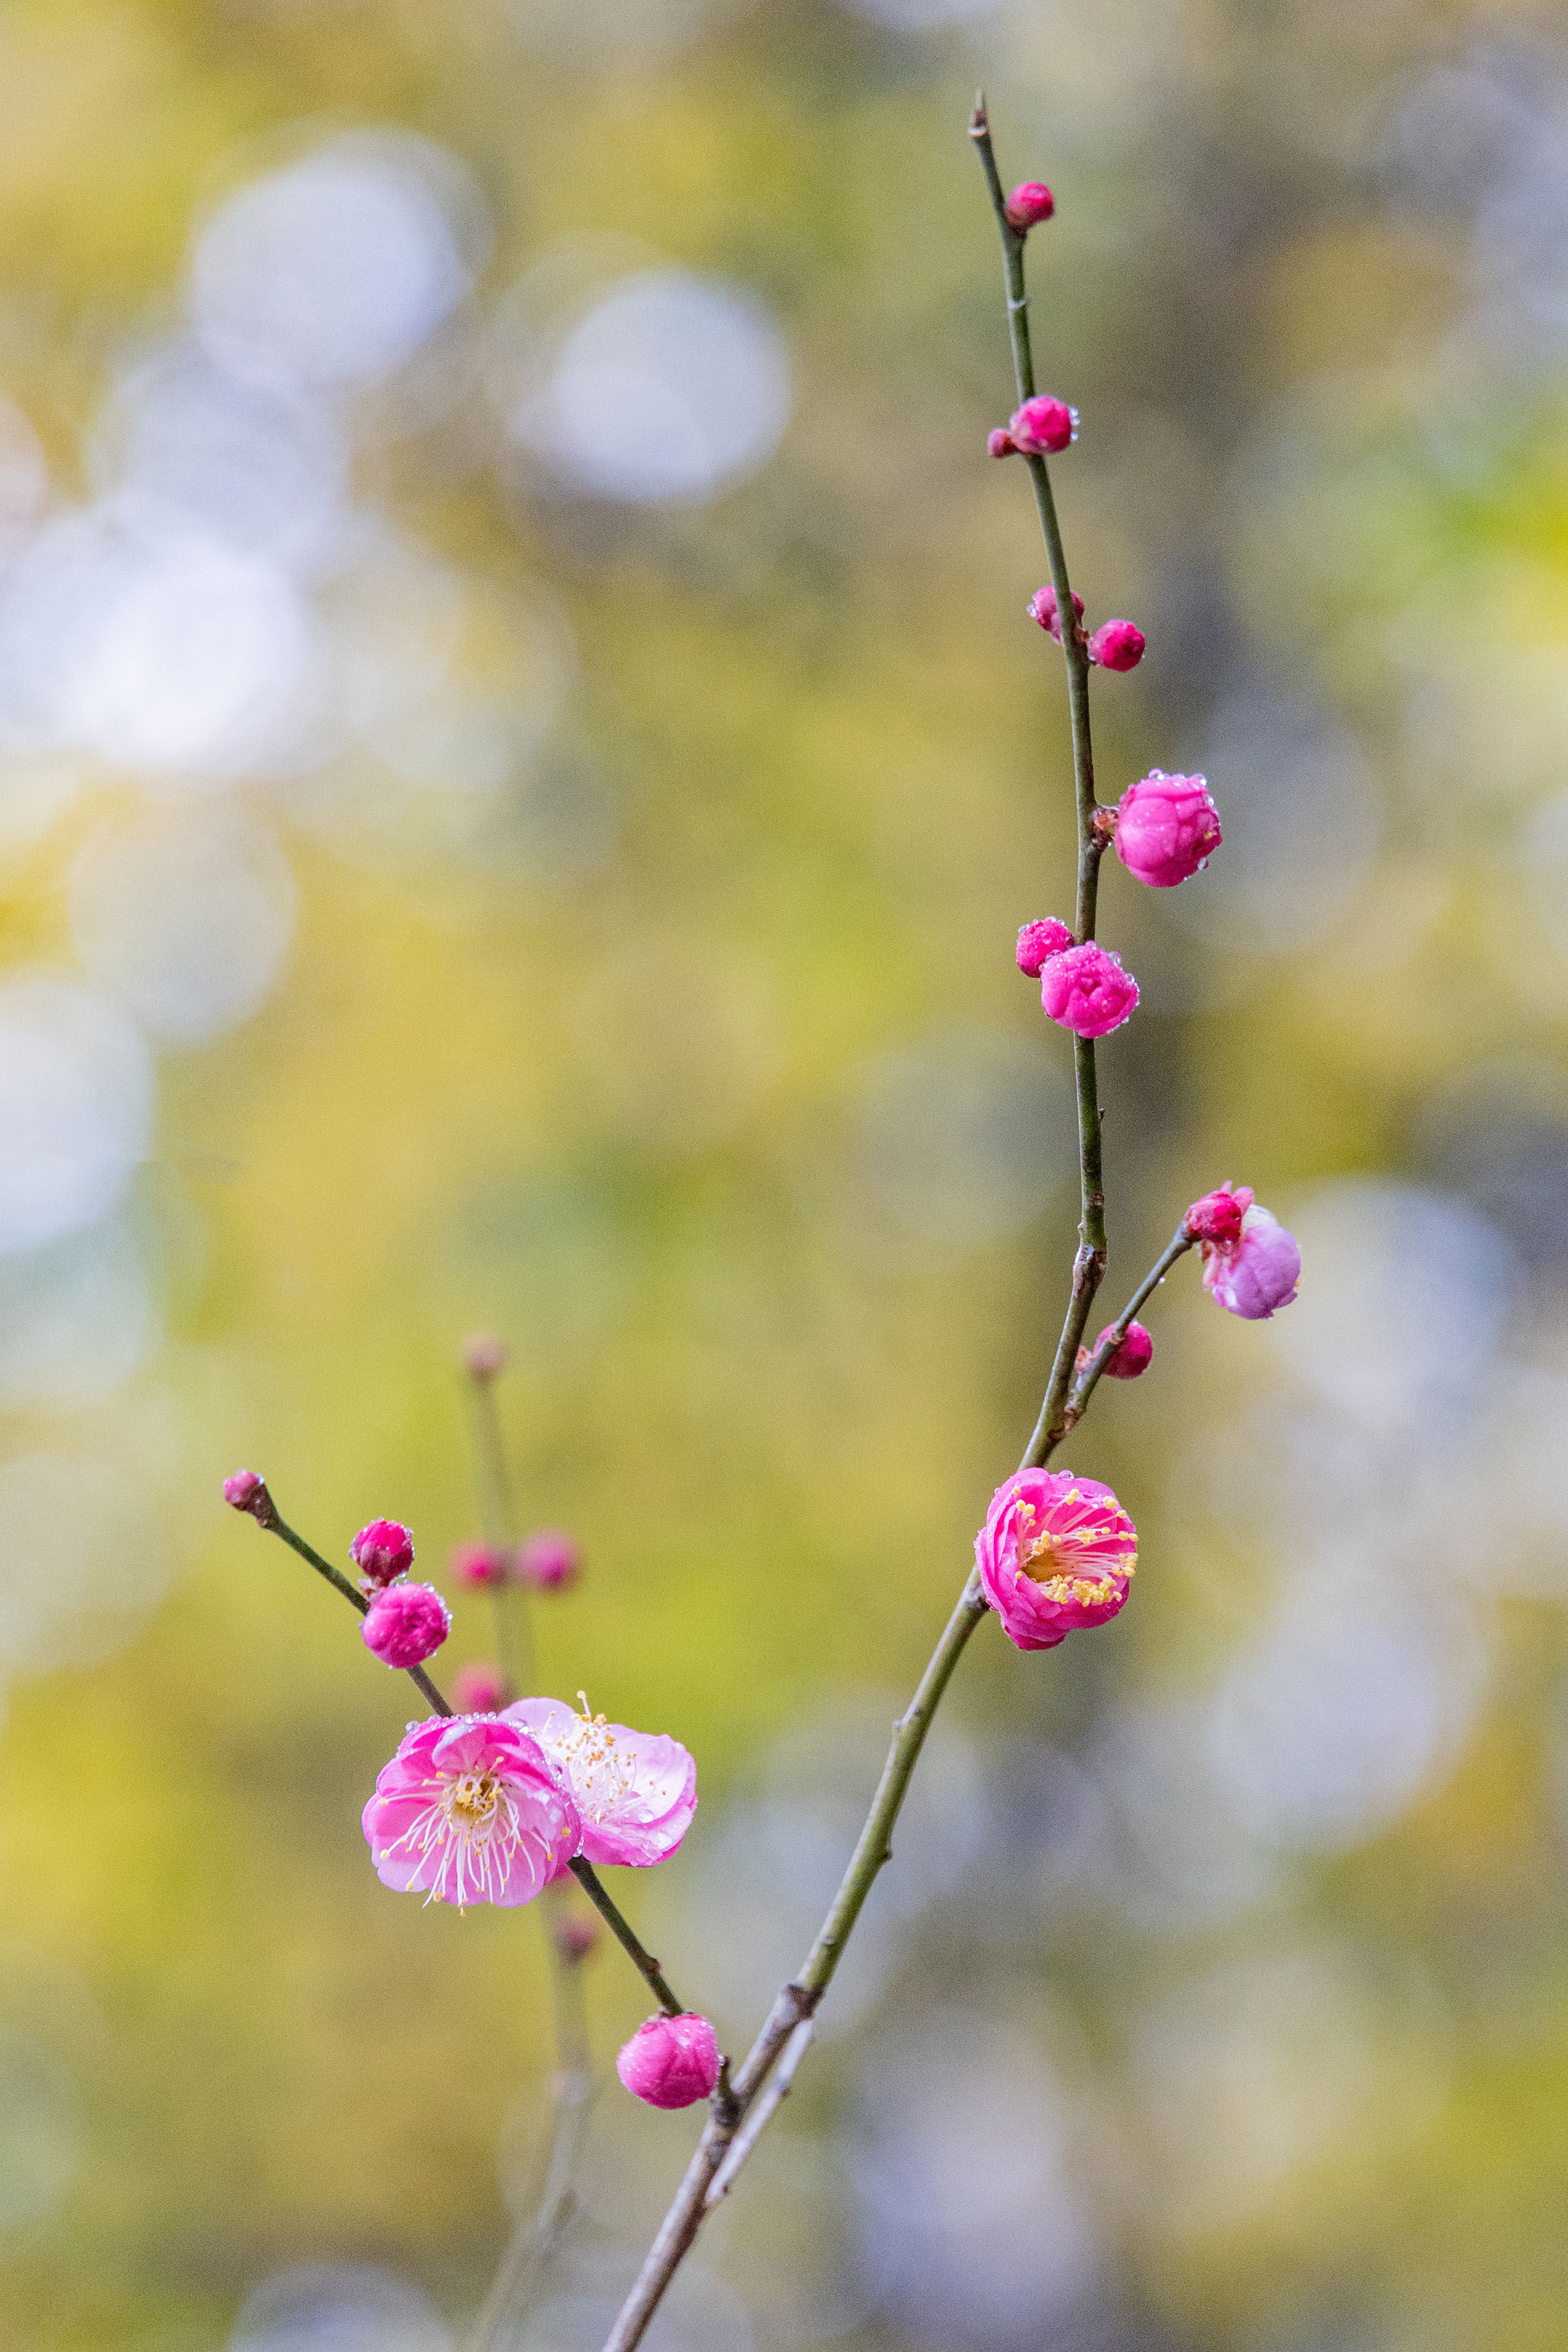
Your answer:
216;95;1308;2352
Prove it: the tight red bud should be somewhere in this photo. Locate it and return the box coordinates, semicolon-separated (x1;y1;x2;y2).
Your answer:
1004;181;1055;233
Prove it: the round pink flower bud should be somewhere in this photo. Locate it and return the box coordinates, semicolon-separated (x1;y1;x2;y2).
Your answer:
1114;770;1221;889
987;427;1019;459
1016;916;1074;977
1201;1202;1301;1320
222;1469;275;1526
453;1662;510;1714
615;2013;722;2111
1027;583;1085;644
1004;180;1055;232
1092;1320;1153;1378
1184;1183;1252;1246
1088;619;1145;672
363;1714;578;1908
349;1517;415;1590
452;1541;509;1589
1009;396;1077;456
517;1529;581;1593
462;1333;508;1381
1040;941;1139;1038
361;1581;452;1669
975;1468;1137;1652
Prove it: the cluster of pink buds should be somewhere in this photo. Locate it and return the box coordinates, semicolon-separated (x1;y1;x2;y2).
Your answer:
340;1517;453;1669
1185;1184;1300;1320
451;1529;582;1593
1027;587;1145;674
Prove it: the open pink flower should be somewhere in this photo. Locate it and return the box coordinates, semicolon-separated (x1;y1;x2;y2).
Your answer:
975;1468;1137;1652
1040;941;1139;1037
363;1714;579;1907
617;2013;721;2109
1114;770;1221;888
505;1696;697;1868
362;1581;451;1669
1201;1201;1300;1320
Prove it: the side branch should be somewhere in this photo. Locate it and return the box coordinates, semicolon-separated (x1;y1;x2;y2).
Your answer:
568;1859;685;2018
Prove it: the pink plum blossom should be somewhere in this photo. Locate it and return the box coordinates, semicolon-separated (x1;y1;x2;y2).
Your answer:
1016;917;1074;977
1009;396;1078;454
1184;1183;1250;1245
1201;1202;1301;1320
1027;583;1084;643
616;2013;721;2110
349;1517;415;1590
1091;1320;1153;1378
1040;941;1139;1038
517;1529;582;1592
363;1713;579;1907
975;1468;1137;1652
452;1541;509;1589
505;1696;697;1868
1114;769;1221;889
1088;619;1145;671
362;1581;451;1669
453;1662;510;1713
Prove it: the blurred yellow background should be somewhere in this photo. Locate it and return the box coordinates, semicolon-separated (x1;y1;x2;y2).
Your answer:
2;1;1567;2348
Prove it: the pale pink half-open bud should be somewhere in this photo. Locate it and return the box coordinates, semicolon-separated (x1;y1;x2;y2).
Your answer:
452;1541;509;1589
1201;1202;1301;1320
517;1529;581;1593
1004;180;1055;232
1088;619;1145;672
975;1468;1137;1652
1009;396;1077;455
349;1517;415;1590
1016;917;1074;977
1184;1183;1252;1246
1027;583;1085;644
1040;941;1139;1038
363;1714;578;1907
453;1662;510;1714
1092;1320;1153;1378
1114;770;1221;889
616;2013;721;2110
361;1581;451;1669
506;1696;697;1867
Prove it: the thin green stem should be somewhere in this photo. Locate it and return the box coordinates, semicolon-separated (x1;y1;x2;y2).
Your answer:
597;101;1129;2352
467;1368;536;1694
568;1859;685;2018
1050;1225;1196;1455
